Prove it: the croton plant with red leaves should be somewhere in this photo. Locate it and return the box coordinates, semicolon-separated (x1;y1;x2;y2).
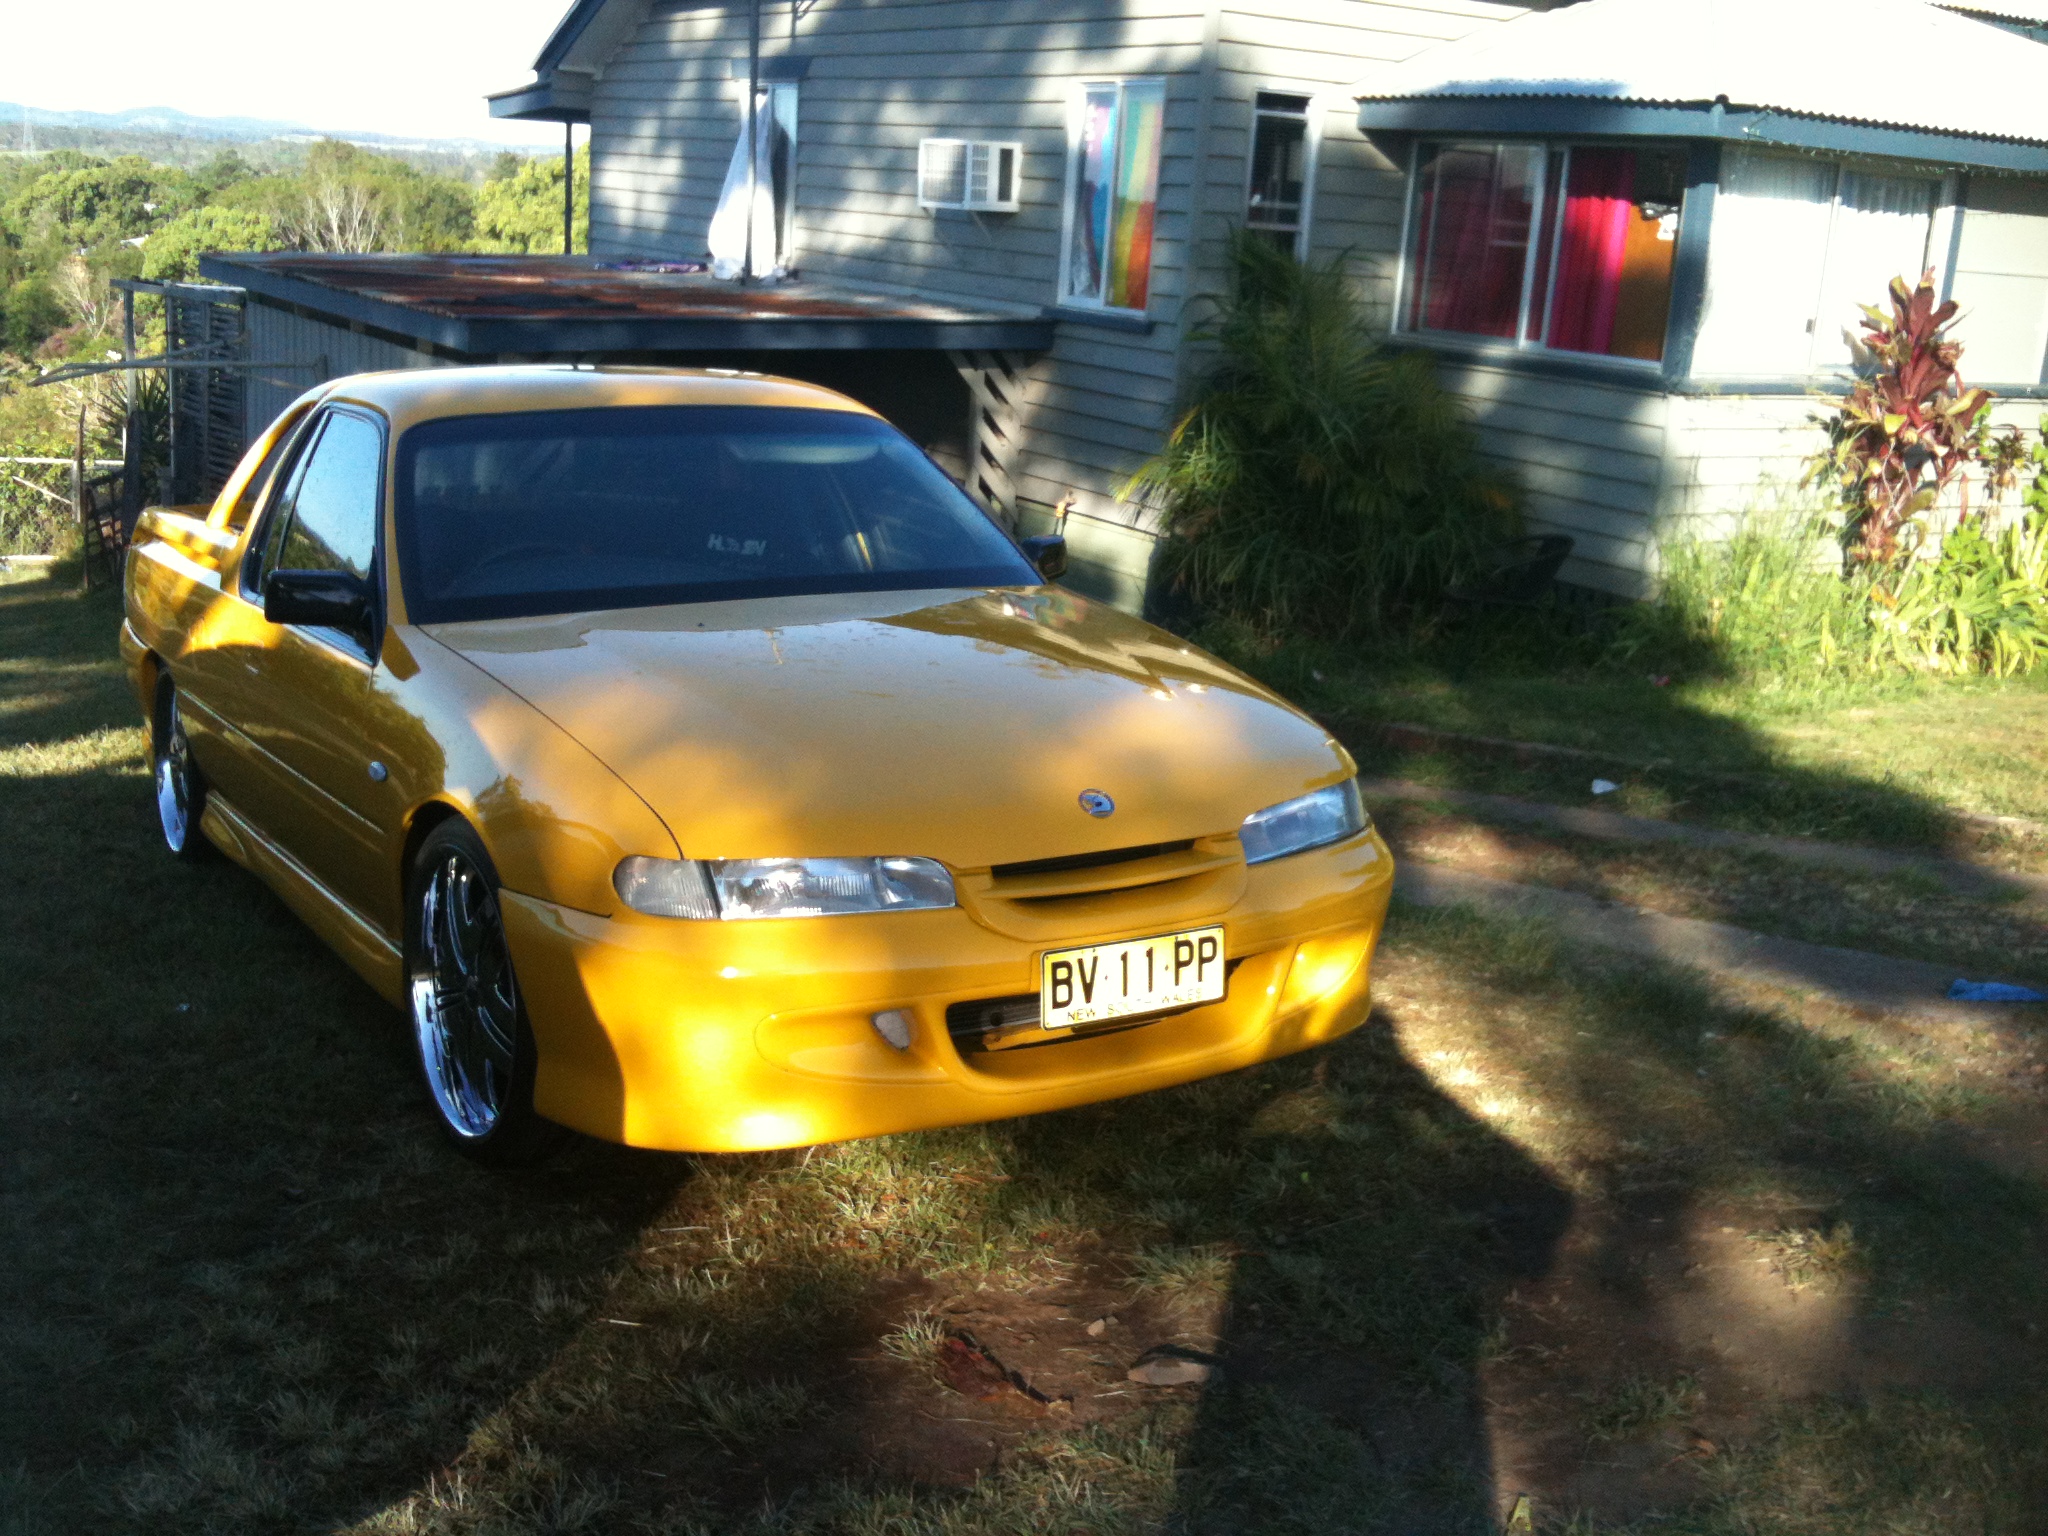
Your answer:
1813;271;1991;566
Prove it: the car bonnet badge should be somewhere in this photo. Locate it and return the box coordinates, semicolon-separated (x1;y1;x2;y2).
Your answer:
1078;789;1115;818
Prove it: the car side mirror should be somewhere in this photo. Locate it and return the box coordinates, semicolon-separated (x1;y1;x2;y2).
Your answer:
265;569;374;634
1021;534;1068;583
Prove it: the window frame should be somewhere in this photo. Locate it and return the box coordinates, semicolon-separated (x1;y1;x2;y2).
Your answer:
1057;76;1169;316
1393;136;1690;375
1243;89;1319;259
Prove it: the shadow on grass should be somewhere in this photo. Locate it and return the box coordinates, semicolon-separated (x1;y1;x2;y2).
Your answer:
1222;606;2037;855
0;579;697;1531
7;572;2046;1534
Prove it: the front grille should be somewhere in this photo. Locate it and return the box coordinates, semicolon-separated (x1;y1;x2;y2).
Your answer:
990;840;1194;882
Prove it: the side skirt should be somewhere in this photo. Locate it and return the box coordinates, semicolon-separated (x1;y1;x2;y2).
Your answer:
201;794;405;1007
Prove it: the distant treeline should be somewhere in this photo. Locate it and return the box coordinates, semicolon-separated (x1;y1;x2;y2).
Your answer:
1;136;589;363
0;134;590;550
0;123;516;179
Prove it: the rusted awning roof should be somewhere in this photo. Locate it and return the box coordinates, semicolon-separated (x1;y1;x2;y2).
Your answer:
198;254;1054;355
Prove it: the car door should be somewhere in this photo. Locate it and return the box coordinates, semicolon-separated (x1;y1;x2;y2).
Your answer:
232;406;400;928
169;404;320;825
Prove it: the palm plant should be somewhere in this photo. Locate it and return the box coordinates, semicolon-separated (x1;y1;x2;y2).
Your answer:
1125;232;1518;640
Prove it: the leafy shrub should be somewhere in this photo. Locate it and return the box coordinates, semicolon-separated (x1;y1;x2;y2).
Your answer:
1126;232;1518;640
1806;272;1988;566
1623;463;2048;683
1872;509;2048;677
1614;497;1877;681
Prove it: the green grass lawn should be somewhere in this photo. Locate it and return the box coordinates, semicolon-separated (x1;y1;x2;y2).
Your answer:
7;569;2048;1535
1223;619;2048;863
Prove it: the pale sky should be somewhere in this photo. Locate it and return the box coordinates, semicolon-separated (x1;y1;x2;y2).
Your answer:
1;0;578;146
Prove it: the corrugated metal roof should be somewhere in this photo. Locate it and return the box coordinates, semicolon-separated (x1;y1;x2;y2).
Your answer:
1354;0;2048;147
1939;0;2048;24
197;254;1054;355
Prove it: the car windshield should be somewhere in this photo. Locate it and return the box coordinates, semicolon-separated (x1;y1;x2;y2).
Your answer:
393;405;1038;623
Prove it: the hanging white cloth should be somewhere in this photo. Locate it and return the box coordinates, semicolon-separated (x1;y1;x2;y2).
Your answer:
708;87;792;281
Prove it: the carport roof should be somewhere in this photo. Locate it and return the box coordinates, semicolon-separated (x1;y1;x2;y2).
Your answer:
197;253;1054;356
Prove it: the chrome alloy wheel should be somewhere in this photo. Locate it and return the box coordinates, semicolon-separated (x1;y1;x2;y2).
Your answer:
155;689;200;855
409;847;521;1140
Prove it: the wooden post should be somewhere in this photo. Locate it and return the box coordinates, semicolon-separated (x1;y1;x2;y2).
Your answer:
563;120;574;255
744;0;760;284
120;286;139;528
72;403;88;593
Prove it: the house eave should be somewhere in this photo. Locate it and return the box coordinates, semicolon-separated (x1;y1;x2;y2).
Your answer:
1355;98;2048;174
487;71;593;125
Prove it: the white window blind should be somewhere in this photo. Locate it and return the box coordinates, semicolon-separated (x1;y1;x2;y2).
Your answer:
1691;150;1835;377
1949;178;2048;386
1693;149;1937;378
1812;171;1937;368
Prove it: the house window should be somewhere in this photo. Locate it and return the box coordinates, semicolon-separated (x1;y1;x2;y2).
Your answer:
1246;91;1310;253
1403;141;1686;362
708;82;798;279
1691;148;1938;378
1063;78;1167;312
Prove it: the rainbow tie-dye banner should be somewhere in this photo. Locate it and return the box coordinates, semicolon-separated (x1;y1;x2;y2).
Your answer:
1067;80;1164;312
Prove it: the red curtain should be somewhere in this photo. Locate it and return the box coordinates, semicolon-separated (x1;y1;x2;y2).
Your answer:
1411;147;1531;339
1546;149;1635;354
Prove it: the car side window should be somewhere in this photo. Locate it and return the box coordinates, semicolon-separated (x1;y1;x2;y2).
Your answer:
220;407;312;532
250;409;384;597
275;411;382;580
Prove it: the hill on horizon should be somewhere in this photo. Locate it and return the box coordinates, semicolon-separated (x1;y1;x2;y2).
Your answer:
0;100;534;155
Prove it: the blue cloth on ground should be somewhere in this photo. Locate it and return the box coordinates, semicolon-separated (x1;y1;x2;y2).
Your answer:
1948;979;2048;1003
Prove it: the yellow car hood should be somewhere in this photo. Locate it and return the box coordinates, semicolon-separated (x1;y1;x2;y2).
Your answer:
424;587;1350;869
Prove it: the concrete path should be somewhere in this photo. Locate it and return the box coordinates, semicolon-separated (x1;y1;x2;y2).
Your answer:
1393;862;2043;1023
1362;777;2048;904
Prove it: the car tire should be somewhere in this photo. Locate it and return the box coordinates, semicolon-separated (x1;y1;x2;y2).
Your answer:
152;673;210;861
405;819;562;1166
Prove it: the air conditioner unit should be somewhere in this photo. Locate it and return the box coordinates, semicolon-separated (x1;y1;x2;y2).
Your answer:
917;138;1022;213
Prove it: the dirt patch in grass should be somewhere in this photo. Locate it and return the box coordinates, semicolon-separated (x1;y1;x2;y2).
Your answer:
6;572;2048;1534
1375;799;2048;987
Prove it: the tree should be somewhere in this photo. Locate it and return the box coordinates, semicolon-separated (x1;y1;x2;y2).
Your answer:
2;277;67;358
474;147;590;254
3;155;188;249
142;205;278;282
268;140;473;253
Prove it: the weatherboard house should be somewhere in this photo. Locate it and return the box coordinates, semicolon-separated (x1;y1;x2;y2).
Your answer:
197;0;2048;605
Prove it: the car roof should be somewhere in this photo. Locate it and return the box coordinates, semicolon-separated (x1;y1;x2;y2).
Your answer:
314;364;879;435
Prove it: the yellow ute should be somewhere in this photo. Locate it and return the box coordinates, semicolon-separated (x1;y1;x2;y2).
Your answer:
121;366;1393;1161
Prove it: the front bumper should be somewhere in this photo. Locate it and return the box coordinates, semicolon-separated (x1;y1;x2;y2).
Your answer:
501;830;1395;1151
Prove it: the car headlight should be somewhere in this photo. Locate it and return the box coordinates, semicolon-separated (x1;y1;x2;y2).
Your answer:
612;855;955;920
1240;779;1369;865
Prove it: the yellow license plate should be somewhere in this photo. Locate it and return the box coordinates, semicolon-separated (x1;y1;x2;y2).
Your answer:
1040;926;1226;1030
